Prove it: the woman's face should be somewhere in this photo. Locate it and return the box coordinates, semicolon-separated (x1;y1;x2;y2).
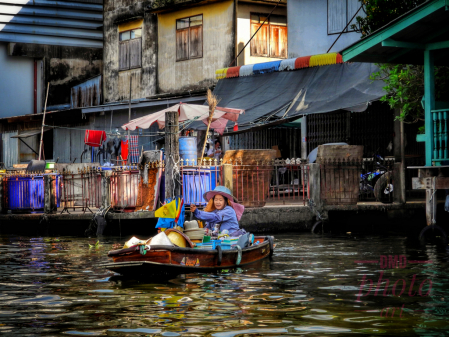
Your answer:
214;195;226;210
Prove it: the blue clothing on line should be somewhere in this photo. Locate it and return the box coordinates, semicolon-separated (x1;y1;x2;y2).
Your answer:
193;205;240;233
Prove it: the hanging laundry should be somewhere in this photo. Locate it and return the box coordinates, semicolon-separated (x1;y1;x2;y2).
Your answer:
121;139;129;164
84;130;107;147
129;135;139;163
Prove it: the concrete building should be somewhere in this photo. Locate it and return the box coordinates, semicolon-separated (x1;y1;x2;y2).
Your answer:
287;0;362;57
0;0;103;167
152;0;287;93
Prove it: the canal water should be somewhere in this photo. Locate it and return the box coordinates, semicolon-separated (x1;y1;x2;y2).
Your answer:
0;233;448;336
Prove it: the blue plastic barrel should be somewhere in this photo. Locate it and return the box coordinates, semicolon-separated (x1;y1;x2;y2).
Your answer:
8;176;45;211
179;137;197;166
7;175;61;212
182;168;218;206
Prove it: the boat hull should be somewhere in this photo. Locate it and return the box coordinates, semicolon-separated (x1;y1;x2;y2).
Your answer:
102;236;274;275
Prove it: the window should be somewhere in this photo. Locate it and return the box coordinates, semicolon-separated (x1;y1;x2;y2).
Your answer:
119;20;142;71
328;0;361;34
250;13;287;58
176;15;203;61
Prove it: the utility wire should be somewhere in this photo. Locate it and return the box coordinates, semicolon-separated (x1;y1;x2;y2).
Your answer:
327;5;363;53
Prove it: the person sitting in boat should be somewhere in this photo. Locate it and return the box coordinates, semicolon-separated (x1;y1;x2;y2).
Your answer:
190;186;245;237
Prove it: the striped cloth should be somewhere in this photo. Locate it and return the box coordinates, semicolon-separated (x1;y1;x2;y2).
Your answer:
129;135;139;163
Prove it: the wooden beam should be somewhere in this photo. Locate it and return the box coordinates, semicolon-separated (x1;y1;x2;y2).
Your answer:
165;110;181;201
412;176;449;189
426;40;449;50
382;38;425;49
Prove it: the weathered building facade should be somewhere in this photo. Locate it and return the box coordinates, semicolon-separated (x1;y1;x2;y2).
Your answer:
150;0;287;93
103;0;158;102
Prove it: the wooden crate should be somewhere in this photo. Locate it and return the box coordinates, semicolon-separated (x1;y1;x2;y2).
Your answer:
317;145;363;205
320;161;360;205
316;145;363;164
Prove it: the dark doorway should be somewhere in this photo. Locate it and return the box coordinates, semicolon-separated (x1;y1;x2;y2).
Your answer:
43;129;53;160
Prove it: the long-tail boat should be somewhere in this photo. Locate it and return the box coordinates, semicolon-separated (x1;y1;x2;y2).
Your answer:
102;235;275;275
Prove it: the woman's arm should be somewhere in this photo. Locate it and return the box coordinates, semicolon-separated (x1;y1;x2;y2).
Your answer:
193;208;221;224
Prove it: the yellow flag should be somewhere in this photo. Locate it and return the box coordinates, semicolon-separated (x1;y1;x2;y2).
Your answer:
155;199;177;218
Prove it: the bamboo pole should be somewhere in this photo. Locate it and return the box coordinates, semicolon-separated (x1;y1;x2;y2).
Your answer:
200;89;218;164
38;82;50;160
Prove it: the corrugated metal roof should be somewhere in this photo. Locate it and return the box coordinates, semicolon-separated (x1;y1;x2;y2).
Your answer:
0;0;103;48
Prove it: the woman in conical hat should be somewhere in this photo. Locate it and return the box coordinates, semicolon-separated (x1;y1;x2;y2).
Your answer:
190;186;246;237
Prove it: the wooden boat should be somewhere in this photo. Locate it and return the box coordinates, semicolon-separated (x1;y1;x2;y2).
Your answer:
102;235;275;275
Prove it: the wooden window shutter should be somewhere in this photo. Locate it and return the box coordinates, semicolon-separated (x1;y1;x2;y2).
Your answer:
347;0;362;31
328;0;346;34
279;26;288;58
119;40;130;70
176;28;189;61
129;38;142;68
251;23;268;56
189;25;203;59
270;26;280;57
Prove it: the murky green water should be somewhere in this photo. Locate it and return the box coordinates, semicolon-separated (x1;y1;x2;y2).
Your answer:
0;234;448;336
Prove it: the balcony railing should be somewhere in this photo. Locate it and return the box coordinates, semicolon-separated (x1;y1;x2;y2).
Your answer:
432;109;449;162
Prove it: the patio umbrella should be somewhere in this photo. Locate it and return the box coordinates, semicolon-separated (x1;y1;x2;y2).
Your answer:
121;103;244;135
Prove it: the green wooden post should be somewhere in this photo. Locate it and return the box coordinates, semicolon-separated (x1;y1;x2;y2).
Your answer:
439;111;443;159
433;111;438;159
424;49;435;166
443;111;448;158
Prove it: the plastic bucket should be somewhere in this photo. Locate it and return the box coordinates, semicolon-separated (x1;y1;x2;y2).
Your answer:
179;136;197;166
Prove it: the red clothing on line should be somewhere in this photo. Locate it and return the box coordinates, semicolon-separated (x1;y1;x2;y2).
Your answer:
121;140;129;164
84;130;106;147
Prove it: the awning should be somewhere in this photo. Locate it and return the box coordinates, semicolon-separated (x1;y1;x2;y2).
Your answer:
11;128;50;139
205;62;385;132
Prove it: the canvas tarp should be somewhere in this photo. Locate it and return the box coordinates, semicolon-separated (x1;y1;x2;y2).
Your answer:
198;62;386;132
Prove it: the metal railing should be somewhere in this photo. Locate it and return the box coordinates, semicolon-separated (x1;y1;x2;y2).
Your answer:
432;109;449;162
225;158;309;207
180;158;222;206
110;167;142;211
61;168;101;213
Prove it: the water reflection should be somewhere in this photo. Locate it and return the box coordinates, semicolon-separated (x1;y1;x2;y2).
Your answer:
0;234;448;336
